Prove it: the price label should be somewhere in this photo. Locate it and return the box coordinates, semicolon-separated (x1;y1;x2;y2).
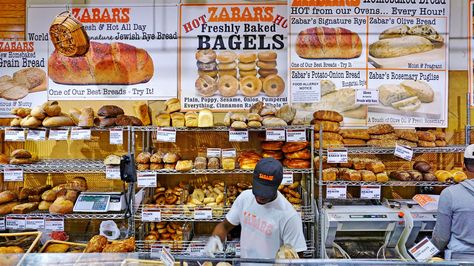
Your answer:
142;209;161;222
222;148;236;158
409;237;439;262
109;129;123;145
70;129;91;140
6;217;25;230
207;148;221;158
25;217;44;230
27;129;46;141
0;217;5;231
137;172;157;188
327;149;348;163
5;129;25;142
326;185;347;199
286;129;306;142
4;168;24;182
150;244;163;259
281;172;294;185
45;217;64;231
156;128;176;143
266;128;286;141
106;166;121;180
229;129;248;142
48;129;69;140
394;144;413;161
360;186;381;199
160;245;175;266
194;208;213;220
356;89;379;104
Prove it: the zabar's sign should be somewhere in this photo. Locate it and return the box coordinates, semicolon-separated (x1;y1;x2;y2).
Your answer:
71;7;130;23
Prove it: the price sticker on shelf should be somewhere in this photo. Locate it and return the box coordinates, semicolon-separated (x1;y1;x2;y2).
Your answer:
160;245;175;266
327;149;348;163
156;128;176;143
409;237;439;262
70;129;91;140
281;172;294;185
45;217;64;231
229;129;248;142
360;185;381;199
326;185;347;199
109;128;123;145
25;217;44;230
106;166;121;180
142;209;161;222
4;168;23;182
266;128;285;141
207;148;221;158
0;217;5;231
5;129;25;142
222;148;236;158
194;207;213;220
6;217;25;230
394;144;413;161
286;129;306;142
356;89;379;105
137;172;157;188
27;129;47;141
48;129;69;140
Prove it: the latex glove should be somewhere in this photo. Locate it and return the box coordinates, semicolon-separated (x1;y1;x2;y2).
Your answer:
203;235;223;257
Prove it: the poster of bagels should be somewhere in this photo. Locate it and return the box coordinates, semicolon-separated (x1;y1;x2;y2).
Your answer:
0;41;48;117
179;1;288;111
289;0;449;128
27;4;178;100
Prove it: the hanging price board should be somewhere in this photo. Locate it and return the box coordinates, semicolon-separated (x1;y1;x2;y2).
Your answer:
360;186;381;199
142;209;161;222
6;217;25;230
48;129;69;140
106;166;121;180
70;129;91;140
109;128;123;145
281;172;294;185
327;149;348;163
194;207;213;220
137;172;157;188
5;129;25;142
156;128;176;143
409;237;439;262
326;185;347;199
25;217;44;230
4;168;24;182
286;129;306;142
266;128;285;141
27;129;47;141
45;217;64;231
356;89;379;104
394;144;413;161
229;129;248;142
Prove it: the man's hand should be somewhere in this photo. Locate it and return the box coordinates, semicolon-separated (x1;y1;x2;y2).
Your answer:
203;235;223;257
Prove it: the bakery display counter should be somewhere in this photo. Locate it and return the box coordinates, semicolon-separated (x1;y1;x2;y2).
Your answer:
0;159;105;173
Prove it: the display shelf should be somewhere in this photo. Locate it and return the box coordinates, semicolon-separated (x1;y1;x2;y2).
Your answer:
315;145;465;155
132;125;312;132
0;126;131;132
0;159;105;173
4;211;127;220
321;180;455;187
138;168;312;175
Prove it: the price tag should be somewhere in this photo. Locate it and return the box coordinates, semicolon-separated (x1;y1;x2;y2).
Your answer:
6;217;25;230
229;129;248;142
409;237;439;262
70;129;91;140
266;128;285;141
45;217;64;231
4;168;24;182
27;129;47;141
109;128;123;145
48;129;69;140
142;209;161;222
207;148;221;158
0;217;5;231
356;89;379;104
286;129;306;142
106;166;121;180
360;186;381;199
5;129;25;142
194;208;213;220
156;128;176;143
25;217;44;230
222;148;236;158
281;172;294;185
137;172;157;188
326;185;347;199
327;149;348;163
150;244;163;259
160;245;175;266
394;144;413;161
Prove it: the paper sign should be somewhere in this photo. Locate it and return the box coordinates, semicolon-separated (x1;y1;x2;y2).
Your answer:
327;149;348;163
221;149;236;158
356;89;379;104
25;217;44;230
194;208;213;220
394;144;413;161
70;129;91;140
266;129;285;141
27;129;47;141
109;129;123;145
137;172;157;188
360;186;381;199
48;129;69;140
106;166;121;180
229;129;248;142
4;168;24;182
142;209;161;222
286;129;306;142
281;172;294;185
207;148;221;158
45;217;64;231
6;217;25;230
409;237;439;262
156;128;176;143
326;185;347;199
5;129;25;142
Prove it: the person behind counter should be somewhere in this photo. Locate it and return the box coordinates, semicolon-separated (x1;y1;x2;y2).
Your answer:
432;144;474;259
204;157;307;259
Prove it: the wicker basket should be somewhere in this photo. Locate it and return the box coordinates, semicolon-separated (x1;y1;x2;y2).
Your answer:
0;231;42;266
49;11;90;57
39;239;87;253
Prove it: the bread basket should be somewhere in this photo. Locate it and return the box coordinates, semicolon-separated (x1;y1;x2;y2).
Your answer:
49;11;90;57
0;231;42;265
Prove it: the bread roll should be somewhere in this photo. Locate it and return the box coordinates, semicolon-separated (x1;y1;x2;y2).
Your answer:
360;170;376;182
369;36;433;58
150;151;164;164
43;101;61;117
163;153;180;164
41;190;57;202
262;117;287;127
31;105;46;119
418;140;436;147
136;152;151;164
376;172;389;182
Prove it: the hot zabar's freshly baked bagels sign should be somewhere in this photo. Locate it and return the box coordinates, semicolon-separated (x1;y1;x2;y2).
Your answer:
179;1;288;111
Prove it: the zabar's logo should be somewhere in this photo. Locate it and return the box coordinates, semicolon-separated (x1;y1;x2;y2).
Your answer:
259;173;274;181
72;7;130;23
208;6;274;22
0;42;34;52
292;0;360;6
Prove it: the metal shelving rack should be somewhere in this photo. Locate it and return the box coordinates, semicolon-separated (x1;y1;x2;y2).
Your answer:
316;145;466;155
4;211;127;220
0;159;105;173
137;168;312;175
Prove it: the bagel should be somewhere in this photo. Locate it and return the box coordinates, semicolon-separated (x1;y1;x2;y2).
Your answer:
238;62;257;71
257;60;277;69
258;68;278;78
217;50;237;63
239;52;257;63
218;62;237;70
257;51;277;61
198;70;218;78
218;69;237;77
156;222;167;229
166;224;176;234
239;69;258;77
165;194;178;204
263;74;285;97
218;75;239;97
240;76;262;97
155;196;166;205
195;75;217;97
195;49;217;63
197;61;217;71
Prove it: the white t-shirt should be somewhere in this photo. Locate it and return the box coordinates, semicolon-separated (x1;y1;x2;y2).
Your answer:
226;190;307;259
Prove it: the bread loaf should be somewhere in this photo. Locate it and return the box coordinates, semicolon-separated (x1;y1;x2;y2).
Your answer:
198;109;214;127
397;139;417;147
43;115;75;127
98;105;124;118
282;142;308;153
12;202;39;214
184;111;198;127
315;132;343;142
370;133;397;140
20;115;42;128
400;80;434;103
49;197;73;214
314;140;344;149
360;170;376;182
418;140;436;147
43;101;61;117
0;191;17;204
378;84;411;106
342;138;366;146
322;168;337;181
395;129;418;142
369;36;433;58
296;27;362;59
170;112;185;127
11;149;32;159
49;42;154;85
368;124;394;135
340;129;370;140
313;110;343;122
0;202;20;215
134;103;151;126
313;120;340;132
417;131;436;142
156;113;171;127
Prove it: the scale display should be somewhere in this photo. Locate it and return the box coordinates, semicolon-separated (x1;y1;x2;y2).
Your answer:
73;194;111;212
349;214;388;219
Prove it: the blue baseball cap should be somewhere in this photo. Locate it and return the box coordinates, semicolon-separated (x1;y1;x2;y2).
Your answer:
252;158;283;199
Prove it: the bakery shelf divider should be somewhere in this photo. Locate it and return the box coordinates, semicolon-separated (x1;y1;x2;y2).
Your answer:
0;159;105;173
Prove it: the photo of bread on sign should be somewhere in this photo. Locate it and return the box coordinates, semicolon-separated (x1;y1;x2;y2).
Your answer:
0;68;47;101
368;24;445;69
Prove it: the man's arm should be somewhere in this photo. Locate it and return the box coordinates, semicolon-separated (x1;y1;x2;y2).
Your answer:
212;219;236;242
432;189;453;250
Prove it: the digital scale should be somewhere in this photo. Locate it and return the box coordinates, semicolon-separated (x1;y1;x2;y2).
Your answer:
73;192;126;213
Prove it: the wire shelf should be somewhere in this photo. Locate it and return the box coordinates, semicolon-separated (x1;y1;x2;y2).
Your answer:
0;126;131;132
4;210;127;220
139;168;312;175
132;125;312;132
316;145;466;155
0;159;105;173
321;180;456;187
